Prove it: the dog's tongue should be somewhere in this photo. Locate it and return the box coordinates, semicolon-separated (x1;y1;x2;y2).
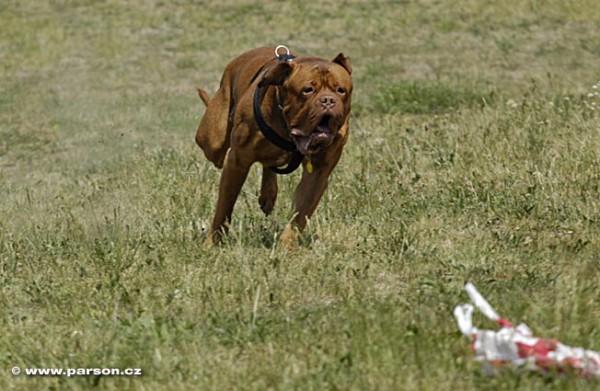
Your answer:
291;128;333;156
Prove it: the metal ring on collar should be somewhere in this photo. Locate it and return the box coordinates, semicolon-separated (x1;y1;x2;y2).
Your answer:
275;45;292;61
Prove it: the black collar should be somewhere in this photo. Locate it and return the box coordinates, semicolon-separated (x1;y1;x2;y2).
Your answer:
253;66;304;175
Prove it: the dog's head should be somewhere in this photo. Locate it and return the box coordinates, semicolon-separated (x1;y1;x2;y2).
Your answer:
259;53;353;156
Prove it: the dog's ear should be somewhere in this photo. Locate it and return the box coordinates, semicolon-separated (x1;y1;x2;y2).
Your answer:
332;53;352;75
259;62;294;87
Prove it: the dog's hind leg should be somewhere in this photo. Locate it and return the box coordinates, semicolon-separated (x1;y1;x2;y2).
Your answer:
195;85;233;169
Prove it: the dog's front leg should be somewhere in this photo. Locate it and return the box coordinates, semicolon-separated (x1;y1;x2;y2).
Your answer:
281;142;344;248
206;147;252;246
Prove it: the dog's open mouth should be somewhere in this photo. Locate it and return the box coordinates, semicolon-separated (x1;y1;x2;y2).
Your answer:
291;115;335;156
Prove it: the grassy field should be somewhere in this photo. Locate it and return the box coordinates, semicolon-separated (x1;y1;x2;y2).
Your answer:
1;0;599;389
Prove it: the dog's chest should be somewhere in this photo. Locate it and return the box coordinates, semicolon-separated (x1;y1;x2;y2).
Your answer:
259;149;294;169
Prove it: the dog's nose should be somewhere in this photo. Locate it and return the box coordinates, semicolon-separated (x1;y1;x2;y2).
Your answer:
320;95;336;109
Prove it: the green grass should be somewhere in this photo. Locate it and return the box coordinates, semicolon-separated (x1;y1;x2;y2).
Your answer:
373;78;496;114
1;0;599;390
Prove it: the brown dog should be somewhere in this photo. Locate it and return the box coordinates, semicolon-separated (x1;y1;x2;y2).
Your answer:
195;46;352;247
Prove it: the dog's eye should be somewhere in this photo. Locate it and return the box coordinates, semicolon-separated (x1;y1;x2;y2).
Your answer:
336;87;346;95
302;86;314;96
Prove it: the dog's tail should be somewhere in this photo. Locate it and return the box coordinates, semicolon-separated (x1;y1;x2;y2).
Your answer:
197;88;210;107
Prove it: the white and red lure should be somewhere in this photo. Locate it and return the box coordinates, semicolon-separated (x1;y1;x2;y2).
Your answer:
454;283;600;379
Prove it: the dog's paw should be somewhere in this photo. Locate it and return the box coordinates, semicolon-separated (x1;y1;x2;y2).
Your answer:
203;230;220;249
281;224;300;251
203;236;215;249
259;194;276;215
